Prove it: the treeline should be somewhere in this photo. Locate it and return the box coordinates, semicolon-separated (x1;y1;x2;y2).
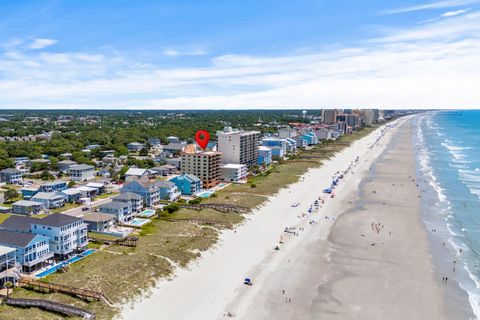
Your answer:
0;110;316;169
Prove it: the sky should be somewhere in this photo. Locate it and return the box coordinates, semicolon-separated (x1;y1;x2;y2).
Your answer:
0;0;479;109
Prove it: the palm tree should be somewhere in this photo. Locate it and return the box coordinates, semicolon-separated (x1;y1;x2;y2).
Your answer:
4;281;13;298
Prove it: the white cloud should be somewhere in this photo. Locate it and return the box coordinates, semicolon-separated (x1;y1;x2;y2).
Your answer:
0;13;480;109
384;0;479;14
162;48;208;57
29;38;58;50
441;9;470;16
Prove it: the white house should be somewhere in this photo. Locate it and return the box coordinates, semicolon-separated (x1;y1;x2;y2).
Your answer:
68;164;95;182
31;214;88;260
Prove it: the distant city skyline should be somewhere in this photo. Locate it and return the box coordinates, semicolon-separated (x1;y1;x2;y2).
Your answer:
0;0;479;109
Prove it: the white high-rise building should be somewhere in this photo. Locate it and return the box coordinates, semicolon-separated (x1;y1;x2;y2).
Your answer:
217;127;261;167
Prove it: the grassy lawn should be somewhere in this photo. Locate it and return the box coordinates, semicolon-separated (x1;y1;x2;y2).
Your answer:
0;124;383;319
95;192;119;200
0;213;12;223
51;202;80;213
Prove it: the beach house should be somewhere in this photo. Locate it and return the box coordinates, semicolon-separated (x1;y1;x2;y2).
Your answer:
31;214;88;259
0;168;23;184
0;245;20;288
127;142;145;152
99;201;133;222
124;168;149;182
68;164;95;182
170;173;202;195
39;181;67;193
149;165;177;177
57;160;78;172
120;179;159;206
112;192;144;213
30;192;66;209
84;213;116;232
0;229;53;272
60;188;82;203
257;146;272;167
12;200;44;215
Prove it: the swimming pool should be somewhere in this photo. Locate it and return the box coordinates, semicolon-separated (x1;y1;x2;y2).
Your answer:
138;209;156;218
125;218;151;227
36;249;96;278
197;191;215;198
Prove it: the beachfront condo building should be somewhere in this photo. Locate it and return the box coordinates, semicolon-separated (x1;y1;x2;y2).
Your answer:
181;151;222;189
217;127;261;167
321;109;339;125
221;164;248;182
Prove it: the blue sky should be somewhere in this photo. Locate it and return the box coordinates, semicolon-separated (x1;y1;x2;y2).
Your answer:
0;0;479;109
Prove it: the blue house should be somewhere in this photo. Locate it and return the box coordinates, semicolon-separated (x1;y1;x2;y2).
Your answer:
170;174;202;195
39;181;67;193
0;229;53;272
257;146;272;166
121;179;180;205
21;187;39;200
300;132;319;145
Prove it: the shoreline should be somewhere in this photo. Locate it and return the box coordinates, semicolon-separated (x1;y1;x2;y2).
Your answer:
413;114;476;319
120;118;405;320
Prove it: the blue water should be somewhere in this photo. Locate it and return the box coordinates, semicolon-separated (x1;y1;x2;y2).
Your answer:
128;218;150;227
138;209;156;218
197;191;214;198
36;249;96;278
414;110;480;317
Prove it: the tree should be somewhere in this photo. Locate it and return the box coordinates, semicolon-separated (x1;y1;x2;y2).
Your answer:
139;147;149;157
68;181;76;188
5;281;13;297
4;189;19;202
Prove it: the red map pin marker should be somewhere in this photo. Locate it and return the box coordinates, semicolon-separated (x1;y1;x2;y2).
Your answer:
195;129;210;149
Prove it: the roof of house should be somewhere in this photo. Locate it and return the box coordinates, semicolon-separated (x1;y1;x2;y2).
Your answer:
1;168;21;174
0;229;39;247
69;164;95;171
164;143;187;151
31;192;64;200
99;201;129;210
13;200;43;207
222;163;246;169
128;142;144;146
62;188;81;195
125;168;147;176
42;181;67;187
114;192;143;201
86;182;105;188
151;164;176;171
155;180;176;189
173;173;201;183
35;213;83;227
0;215;36;232
0;245;15;256
57;160;77;165
84;212;116;223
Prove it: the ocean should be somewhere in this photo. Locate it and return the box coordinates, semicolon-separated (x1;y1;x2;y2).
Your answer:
414;110;480;318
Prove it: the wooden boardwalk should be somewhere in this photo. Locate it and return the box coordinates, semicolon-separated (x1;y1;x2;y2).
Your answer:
5;297;96;319
19;278;113;304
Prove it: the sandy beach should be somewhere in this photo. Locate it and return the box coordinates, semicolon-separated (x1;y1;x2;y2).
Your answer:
121;117;471;320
